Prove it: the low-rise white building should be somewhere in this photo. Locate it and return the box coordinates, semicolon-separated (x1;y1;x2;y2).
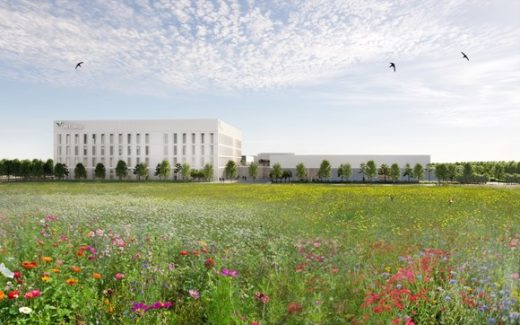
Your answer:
53;119;241;180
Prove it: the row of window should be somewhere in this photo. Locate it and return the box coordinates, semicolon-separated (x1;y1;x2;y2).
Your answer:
57;132;216;146
57;144;216;157
57;156;214;169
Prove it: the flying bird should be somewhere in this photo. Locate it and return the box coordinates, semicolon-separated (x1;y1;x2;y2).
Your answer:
389;62;396;72
75;62;84;69
461;52;469;61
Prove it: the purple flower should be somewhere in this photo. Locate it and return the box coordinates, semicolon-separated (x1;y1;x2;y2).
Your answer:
220;268;239;277
150;301;174;309
131;302;149;313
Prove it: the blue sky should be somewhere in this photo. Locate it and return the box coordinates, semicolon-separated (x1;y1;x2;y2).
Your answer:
0;0;519;162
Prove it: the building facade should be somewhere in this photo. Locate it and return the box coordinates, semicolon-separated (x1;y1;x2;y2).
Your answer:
53;119;241;180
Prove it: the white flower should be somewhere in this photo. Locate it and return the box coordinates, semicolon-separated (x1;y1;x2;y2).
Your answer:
0;263;14;279
19;307;33;314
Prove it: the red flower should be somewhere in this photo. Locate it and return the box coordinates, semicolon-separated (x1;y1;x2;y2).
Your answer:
180;250;189;256
204;257;215;269
287;302;302;315
8;290;20;299
255;292;270;305
21;261;37;269
24;290;41;299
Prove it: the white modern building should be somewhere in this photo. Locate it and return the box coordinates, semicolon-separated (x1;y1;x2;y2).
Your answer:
53;119;242;180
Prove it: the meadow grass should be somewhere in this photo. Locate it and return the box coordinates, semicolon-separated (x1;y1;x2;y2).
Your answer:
0;183;519;324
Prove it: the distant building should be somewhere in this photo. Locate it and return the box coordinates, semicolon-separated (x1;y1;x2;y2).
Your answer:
53;119;242;180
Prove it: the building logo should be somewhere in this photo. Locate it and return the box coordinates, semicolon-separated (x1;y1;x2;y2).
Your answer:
55;121;84;130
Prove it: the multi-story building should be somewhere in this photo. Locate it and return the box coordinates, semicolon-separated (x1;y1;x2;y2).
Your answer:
53;119;242;180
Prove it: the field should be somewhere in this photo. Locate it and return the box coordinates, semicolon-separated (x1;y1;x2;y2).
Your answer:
0;183;519;324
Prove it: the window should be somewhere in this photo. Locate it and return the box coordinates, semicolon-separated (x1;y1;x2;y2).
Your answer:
118;146;123;156
66;146;70;156
101;134;105;144
164;133;168;144
201;133;205;144
66;134;70;145
173;133;177;144
192;145;195;155
192;133;196;143
145;133;149;144
182;133;186;144
136;133;140;144
58;134;62;145
127;158;131;166
83;157;88;166
110;157;113;167
210;133;214;144
74;146;79;155
164;146;168;155
182;145;186;155
92;158;96;167
136;146;140;156
173;146;177;155
92;134;96;145
58;146;62;155
145;146;149;155
201;146;205;155
201;157;205;166
210;145;214;155
110;134;114;144
83;147;87;155
110;146;114;156
92;146;96;155
83;134;87;145
174;157;178;165
118;134;123;144
145;157;149;166
75;134;79;145
127;146;131;156
127;134;131;144
101;146;105;156
136;157;140;165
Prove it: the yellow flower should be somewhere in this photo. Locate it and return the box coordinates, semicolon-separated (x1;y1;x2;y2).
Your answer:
66;278;78;285
41;256;53;263
41;275;51;282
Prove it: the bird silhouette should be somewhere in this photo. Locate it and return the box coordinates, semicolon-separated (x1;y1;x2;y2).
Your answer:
389;62;396;72
75;62;84;69
461;52;469;61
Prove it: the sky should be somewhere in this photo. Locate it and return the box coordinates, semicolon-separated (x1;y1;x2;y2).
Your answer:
0;0;519;162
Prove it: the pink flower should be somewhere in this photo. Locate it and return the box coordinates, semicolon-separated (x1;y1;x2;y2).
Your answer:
255;292;270;304
189;289;200;299
114;273;125;280
24;290;41;299
220;268;238;277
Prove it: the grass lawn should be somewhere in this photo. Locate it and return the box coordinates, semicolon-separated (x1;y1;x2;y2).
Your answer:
0;183;519;324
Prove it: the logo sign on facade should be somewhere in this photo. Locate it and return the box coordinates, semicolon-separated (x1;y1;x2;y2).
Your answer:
55;121;84;130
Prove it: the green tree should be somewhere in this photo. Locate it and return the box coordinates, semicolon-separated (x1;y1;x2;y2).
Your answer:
271;163;283;182
74;163;87;179
0;159;14;182
181;163;191;180
402;163;413;182
318;160;332;180
43;159;54;179
462;162;473;183
134;163;148;181
413;163;424;181
390;163;400;182
224;160;238;180
366;160;377;181
94;163;106;179
435;163;448;182
447;164;458;182
54;163;69;180
295;162;307;181
493;164;505;182
20;160;32;179
202;164;214;181
378;164;390;182
32;159;44;179
282;170;293;182
426;163;435;181
337;163;352;181
159;160;171;180
248;162;259;180
115;160;128;180
359;163;367;181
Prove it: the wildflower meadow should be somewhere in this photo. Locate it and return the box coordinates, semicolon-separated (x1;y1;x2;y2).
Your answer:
0;183;519;324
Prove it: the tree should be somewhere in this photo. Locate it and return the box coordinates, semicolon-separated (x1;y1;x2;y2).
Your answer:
318;160;332;181
402;163;413;182
0;159;14;182
159;160;171;180
134;163;148;181
390;163;400;182
426;163;435;181
43;159;54;179
95;163;106;179
181;163;191;180
435;163;448;182
462;162;473;183
54;163;68;180
295;162;307;181
413;163;424;181
359;163;367;182
493;164;505;182
20;160;32;179
447;164;458;182
115;160;128;180
154;164;161;177
282;170;293;182
378;164;390;182
271;163;283;182
202;163;214;181
225;160;238;180
366;160;377;181
174;163;182;175
32;159;44;179
337;163;352;181
248;162;259;180
74;163;87;179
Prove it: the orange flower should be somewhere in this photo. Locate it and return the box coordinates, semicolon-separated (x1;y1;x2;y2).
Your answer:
41;275;51;282
51;268;61;273
192;250;200;256
76;250;84;257
70;266;81;273
21;261;37;269
92;272;102;280
0;290;5;301
66;278;78;285
41;256;52;263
